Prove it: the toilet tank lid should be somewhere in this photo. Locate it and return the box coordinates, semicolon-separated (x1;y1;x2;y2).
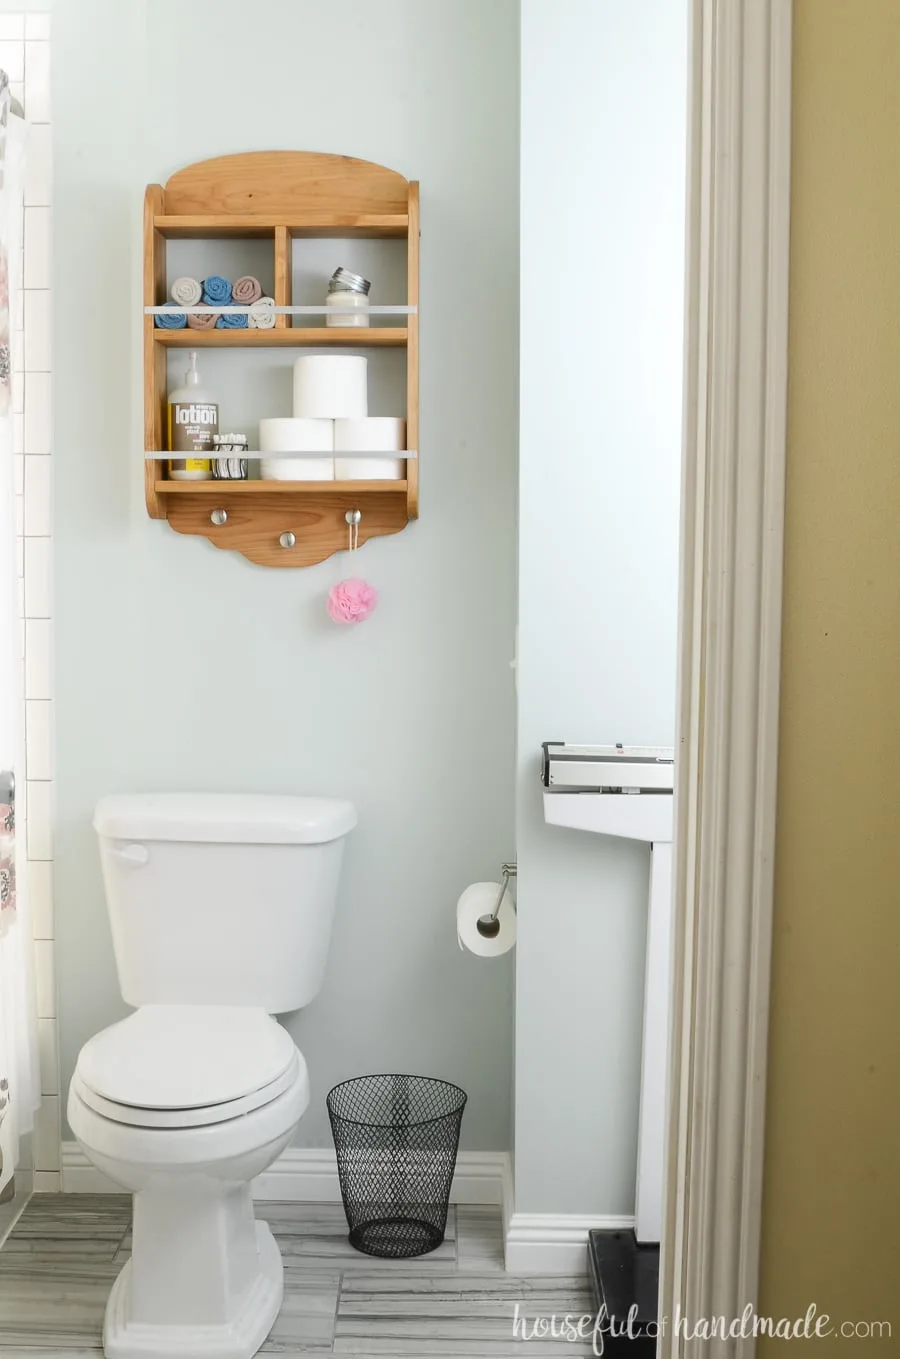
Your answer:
94;793;357;845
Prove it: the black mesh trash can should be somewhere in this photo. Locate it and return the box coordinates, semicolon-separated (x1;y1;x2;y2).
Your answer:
327;1074;467;1259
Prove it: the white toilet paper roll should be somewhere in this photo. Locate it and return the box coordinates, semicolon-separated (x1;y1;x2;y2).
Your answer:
334;417;407;481
456;882;517;958
293;356;368;420
259;417;334;481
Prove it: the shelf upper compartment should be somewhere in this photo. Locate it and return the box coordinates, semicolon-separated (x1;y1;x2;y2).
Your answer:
154;213;409;240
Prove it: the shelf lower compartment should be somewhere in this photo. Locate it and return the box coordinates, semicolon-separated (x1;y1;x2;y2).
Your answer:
153;327;407;348
154;479;408;495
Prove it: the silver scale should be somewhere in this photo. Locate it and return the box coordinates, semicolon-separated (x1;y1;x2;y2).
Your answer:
541;742;675;1246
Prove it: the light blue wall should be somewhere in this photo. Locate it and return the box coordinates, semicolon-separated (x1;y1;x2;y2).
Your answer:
515;0;687;1213
53;0;519;1148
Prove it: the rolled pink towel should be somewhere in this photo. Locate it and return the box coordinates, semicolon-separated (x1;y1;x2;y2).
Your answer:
232;275;263;305
187;303;218;331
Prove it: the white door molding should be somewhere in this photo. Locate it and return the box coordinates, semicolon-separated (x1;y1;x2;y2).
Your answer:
661;1;792;1354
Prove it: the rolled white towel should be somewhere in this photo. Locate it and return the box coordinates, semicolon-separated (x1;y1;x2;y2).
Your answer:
170;276;202;307
249;297;276;330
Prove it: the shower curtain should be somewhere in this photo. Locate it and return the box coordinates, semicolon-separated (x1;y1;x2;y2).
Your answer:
0;72;39;1197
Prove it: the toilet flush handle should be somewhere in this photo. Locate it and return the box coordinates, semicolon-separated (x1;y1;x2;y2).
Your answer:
110;842;150;867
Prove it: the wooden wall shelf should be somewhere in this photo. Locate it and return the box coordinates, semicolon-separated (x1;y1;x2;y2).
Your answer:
144;151;419;566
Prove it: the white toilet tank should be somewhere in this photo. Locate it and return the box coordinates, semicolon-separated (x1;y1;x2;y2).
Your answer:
93;793;357;1012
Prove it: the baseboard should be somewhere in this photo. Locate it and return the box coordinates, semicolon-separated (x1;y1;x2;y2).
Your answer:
504;1212;635;1276
60;1142;510;1206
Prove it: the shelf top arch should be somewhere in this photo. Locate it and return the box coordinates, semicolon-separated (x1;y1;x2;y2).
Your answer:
161;150;410;218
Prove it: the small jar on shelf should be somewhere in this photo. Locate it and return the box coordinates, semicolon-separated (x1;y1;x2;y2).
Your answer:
326;267;371;327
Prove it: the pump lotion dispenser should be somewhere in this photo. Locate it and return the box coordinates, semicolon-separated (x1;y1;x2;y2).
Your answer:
167;350;218;480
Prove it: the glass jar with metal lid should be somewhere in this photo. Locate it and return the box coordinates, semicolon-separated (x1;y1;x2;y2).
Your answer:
326;267;371;328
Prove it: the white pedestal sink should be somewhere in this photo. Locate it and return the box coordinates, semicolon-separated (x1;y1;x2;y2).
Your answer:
542;744;674;1244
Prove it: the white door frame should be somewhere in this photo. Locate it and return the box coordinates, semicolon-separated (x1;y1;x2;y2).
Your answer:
661;1;792;1354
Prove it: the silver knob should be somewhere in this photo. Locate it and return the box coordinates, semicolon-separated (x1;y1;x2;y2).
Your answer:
345;509;362;527
279;531;296;549
210;508;228;526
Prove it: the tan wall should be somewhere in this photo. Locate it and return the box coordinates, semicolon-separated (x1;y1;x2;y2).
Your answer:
759;1;900;1350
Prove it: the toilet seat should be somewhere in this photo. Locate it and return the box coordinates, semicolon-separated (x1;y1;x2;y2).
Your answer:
72;1051;302;1129
74;1005;299;1129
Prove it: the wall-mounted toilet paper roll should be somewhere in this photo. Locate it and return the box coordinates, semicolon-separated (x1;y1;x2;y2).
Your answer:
456;882;517;958
334;417;406;481
259;417;334;481
293;356;368;420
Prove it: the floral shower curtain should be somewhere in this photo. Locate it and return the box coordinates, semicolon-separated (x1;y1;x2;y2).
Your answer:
0;71;39;1197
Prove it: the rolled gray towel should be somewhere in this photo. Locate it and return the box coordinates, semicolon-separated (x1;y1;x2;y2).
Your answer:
171;276;202;307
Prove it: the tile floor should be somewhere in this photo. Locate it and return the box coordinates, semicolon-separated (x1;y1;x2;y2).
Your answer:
0;1197;595;1356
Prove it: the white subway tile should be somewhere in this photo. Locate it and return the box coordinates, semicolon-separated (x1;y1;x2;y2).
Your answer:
28;860;54;939
24;454;51;535
15;614;23;662
24;122;51;207
25;618;52;698
0;38;25;81
15;535;23;578
33;1095;59;1170
12;272;24;331
38;1018;58;1095
32;1171;60;1192
13;452;23;495
23;536;51;617
14;490;23;535
24;207;51;289
13;411;23;454
24;41;49;122
12;369;24;414
33;937;55;1016
24;289;51;370
25;15;51;41
24;371;51;453
25;700;52;780
16;576;24;623
0;18;24;41
25;780;53;861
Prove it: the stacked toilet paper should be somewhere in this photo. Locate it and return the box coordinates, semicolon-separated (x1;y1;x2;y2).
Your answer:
258;356;406;481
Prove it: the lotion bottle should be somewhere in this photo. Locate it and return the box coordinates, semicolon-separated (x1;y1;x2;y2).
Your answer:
167;351;218;480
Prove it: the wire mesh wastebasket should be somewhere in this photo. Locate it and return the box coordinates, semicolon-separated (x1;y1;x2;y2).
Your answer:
327;1073;467;1258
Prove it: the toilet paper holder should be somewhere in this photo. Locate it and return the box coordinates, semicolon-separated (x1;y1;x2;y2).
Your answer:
476;862;517;940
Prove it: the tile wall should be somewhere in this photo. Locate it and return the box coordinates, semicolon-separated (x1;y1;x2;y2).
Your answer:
1;13;56;1190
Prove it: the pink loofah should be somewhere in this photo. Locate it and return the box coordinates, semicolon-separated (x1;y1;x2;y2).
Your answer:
327;577;378;624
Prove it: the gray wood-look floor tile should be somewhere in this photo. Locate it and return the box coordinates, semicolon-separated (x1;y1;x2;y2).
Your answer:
258;1269;341;1353
456;1206;507;1275
335;1271;595;1356
261;1202;458;1273
0;1261;117;1348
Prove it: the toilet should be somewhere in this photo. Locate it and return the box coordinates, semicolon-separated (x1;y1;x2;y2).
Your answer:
67;792;357;1359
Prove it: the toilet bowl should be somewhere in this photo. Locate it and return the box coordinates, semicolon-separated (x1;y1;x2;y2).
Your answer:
69;794;356;1359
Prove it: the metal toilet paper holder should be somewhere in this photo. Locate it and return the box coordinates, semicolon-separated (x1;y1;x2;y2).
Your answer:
476;862;517;940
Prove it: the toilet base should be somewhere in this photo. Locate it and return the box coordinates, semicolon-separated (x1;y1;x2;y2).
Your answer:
103;1221;283;1359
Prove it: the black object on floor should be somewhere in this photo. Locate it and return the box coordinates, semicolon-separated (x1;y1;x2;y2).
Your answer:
327;1073;467;1258
588;1228;659;1355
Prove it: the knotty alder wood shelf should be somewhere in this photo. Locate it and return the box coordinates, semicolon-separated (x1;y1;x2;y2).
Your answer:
144;151;419;568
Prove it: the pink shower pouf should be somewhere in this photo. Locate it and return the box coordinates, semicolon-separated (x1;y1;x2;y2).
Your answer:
327;577;378;625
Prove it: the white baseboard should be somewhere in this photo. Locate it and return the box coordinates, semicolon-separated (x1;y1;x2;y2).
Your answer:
60;1142;510;1207
504;1212;635;1276
61;1142;629;1277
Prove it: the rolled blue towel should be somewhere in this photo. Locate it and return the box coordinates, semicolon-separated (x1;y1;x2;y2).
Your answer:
202;275;232;305
155;303;187;329
216;311;248;329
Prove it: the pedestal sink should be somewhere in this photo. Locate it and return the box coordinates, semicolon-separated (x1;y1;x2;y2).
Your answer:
542;743;674;1245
